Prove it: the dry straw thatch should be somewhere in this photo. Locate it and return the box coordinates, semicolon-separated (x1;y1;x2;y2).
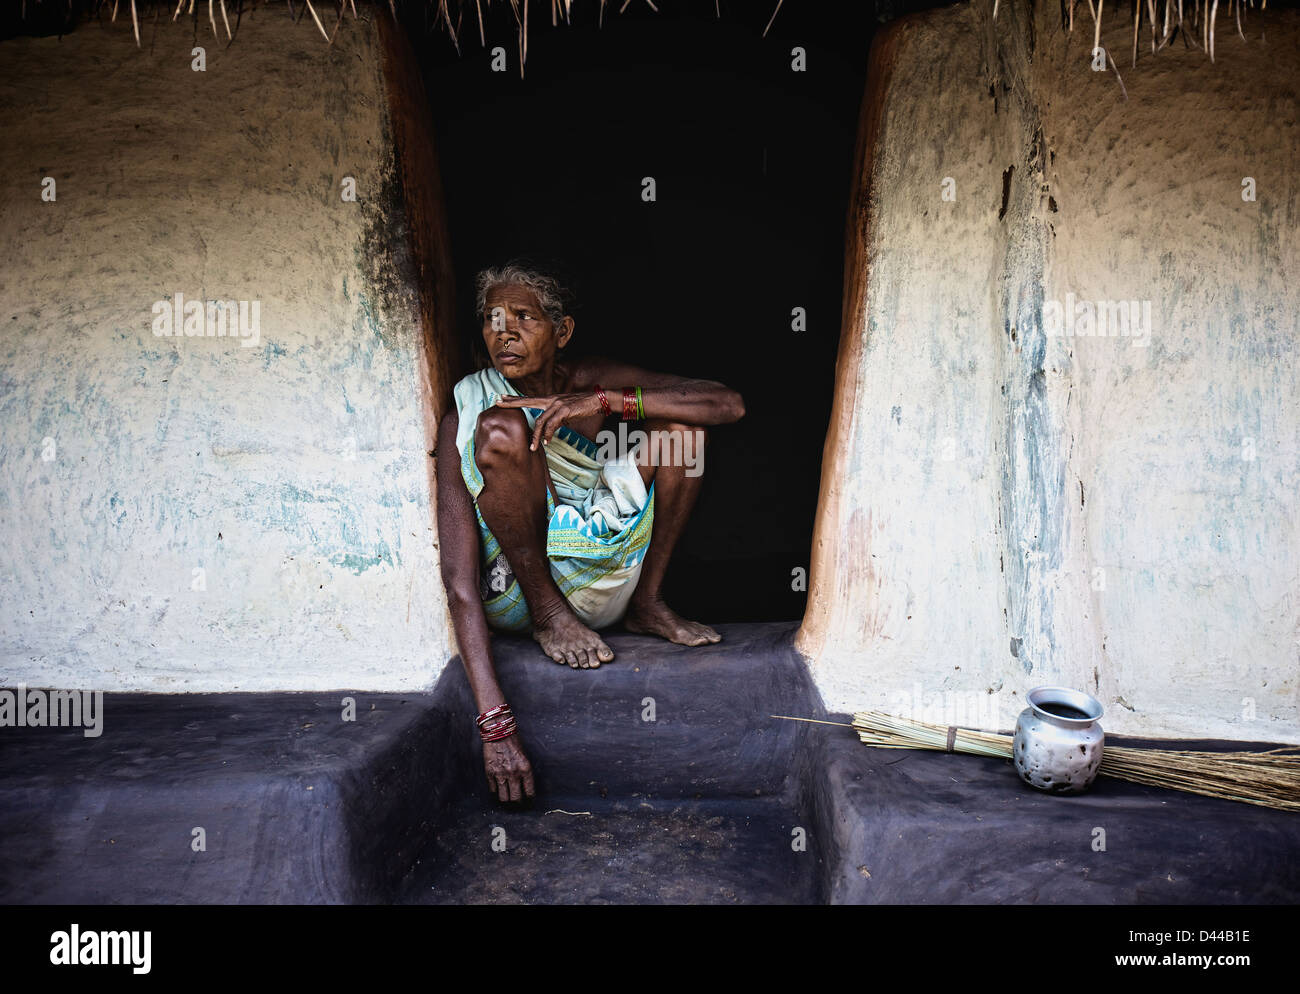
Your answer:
1059;0;1269;66
22;0;1270;73
23;0;789;61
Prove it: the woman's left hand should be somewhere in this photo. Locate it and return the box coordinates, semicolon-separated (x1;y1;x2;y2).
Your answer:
495;392;605;451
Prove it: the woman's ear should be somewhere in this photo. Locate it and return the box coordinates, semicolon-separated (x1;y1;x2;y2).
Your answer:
555;315;575;351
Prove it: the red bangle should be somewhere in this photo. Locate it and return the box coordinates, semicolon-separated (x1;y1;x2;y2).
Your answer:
482;722;517;742
481;715;517;741
477;704;518;742
594;384;611;417
623;387;637;421
476;704;511;728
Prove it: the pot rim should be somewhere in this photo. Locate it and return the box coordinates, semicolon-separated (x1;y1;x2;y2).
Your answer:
1026;685;1104;723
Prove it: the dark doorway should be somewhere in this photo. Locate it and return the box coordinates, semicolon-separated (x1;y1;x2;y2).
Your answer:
411;3;874;623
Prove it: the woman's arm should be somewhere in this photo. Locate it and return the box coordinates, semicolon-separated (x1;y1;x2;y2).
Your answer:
495;357;746;450
580;356;745;426
436;408;535;802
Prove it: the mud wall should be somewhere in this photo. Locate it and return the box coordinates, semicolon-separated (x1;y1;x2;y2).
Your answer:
0;11;455;690
799;3;1300;740
2;4;1295;739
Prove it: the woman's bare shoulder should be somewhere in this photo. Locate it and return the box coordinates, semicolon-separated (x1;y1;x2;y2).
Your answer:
568;354;689;390
565;355;618;390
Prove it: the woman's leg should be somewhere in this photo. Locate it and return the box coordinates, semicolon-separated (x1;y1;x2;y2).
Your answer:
473;407;615;669
624;420;722;646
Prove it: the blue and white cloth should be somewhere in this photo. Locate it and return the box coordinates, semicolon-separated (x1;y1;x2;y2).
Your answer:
452;366;655;632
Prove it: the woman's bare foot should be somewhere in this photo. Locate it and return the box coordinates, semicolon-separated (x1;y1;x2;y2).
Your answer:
624;597;721;647
532;608;615;669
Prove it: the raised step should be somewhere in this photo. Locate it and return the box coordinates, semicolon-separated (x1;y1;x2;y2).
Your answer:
806;723;1300;904
3;621;1296;904
0;691;471;903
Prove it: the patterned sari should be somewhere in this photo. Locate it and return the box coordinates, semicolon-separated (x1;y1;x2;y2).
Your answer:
452;367;655;632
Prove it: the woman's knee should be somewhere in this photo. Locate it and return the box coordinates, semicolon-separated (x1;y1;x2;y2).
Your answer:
641;421;707;474
474;408;530;466
645;419;707;443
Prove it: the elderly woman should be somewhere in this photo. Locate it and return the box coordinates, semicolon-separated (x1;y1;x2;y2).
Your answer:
436;263;745;802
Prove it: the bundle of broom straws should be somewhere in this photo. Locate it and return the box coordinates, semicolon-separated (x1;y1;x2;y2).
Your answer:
773;711;1300;812
849;711;1300;812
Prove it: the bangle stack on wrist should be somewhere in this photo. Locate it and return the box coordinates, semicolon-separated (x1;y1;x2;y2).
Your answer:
477;704;517;742
600;384;644;421
623;386;644;421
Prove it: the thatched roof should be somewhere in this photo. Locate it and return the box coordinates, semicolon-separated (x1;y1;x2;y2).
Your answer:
1057;0;1271;67
11;0;1274;72
10;0;791;60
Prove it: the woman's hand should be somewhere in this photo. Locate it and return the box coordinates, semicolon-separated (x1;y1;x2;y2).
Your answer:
495;392;604;451
483;734;536;802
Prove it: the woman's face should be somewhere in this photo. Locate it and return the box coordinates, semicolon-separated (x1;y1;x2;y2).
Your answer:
482;284;572;380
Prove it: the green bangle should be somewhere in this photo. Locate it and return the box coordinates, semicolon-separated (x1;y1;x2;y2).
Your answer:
635;386;644;420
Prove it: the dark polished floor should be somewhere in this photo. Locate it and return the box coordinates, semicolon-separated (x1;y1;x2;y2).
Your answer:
2;622;1297;904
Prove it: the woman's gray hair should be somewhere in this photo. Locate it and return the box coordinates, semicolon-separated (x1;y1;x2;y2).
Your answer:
474;262;570;330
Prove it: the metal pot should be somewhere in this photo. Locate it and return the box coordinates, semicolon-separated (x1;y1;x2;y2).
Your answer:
1012;686;1105;794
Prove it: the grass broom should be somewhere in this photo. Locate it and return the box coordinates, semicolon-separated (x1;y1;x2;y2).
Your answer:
850;710;1300;813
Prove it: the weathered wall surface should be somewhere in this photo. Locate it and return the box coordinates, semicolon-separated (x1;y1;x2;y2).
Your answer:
2;4;1294;736
0;12;453;690
800;3;1300;740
